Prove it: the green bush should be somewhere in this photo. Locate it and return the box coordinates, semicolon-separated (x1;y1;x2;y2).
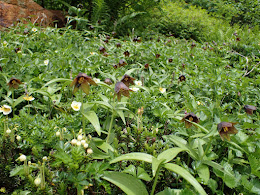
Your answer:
151;1;231;42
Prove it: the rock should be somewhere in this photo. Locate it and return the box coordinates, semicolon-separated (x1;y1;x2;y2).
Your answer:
0;0;66;28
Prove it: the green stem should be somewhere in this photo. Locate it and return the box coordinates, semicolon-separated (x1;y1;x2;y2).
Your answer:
41;163;45;190
151;166;161;195
27;101;30;116
12;89;15;117
106;111;115;143
80;90;85;134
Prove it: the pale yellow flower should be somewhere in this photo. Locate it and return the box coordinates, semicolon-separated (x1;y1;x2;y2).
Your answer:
0;105;12;115
93;78;100;83
129;87;139;92
71;101;81;111
44;59;49;65
32;27;37;32
3;41;8;47
23;94;35;101
159;87;166;93
134;80;142;86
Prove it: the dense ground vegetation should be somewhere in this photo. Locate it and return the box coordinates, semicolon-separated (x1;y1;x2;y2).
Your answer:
0;0;259;194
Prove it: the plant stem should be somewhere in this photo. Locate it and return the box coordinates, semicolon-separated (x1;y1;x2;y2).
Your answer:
151;166;161;195
80;90;85;134
12;89;15;117
106;111;115;143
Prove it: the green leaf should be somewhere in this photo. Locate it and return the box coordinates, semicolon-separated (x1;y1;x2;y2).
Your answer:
197;164;210;184
157;148;186;163
102;171;148;195
152;157;164;177
164;163;207;195
202;160;233;177
82;111;101;136
10;166;24;177
110;152;153;164
137;167;152;182
93;138;114;152
165;135;199;160
13;95;26;107
115;109;126;124
44;78;72;87
123;165;136;177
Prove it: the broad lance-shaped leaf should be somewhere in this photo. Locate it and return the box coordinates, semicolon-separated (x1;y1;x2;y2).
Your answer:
157;148;186;163
102;171;148;195
152;158;164;177
110;152;153;164
82;111;101;136
164;163;207;195
43;78;72;87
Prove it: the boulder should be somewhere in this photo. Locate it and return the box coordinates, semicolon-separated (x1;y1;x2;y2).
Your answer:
0;0;66;28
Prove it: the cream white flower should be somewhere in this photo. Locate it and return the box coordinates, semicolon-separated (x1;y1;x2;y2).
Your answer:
42;156;48;161
18;154;26;162
71;139;77;145
0;105;12;115
87;148;93;154
32;27;37;32
83;143;89;149
80;139;86;145
93;78;100;83
71;101;82;111
44;59;49;65
56;131;60;137
159;87;166;93
16;135;21;141
134;80;142;86
77;134;83;141
6;129;11;134
34;177;41;186
76;141;81;146
129;87;139;92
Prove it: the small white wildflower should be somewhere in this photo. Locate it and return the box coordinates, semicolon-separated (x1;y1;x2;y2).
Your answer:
134;80;142;86
3;41;8;46
87;148;93;154
77;134;83;141
18;154;26;162
130;87;139;92
83;143;88;149
32;27;37;32
0;105;12;115
6;129;11;134
71;101;82;111
90;52;95;55
34;177;41;186
76;141;81;146
159;87;166;93
93;78;100;83
71;139;77;145
42;156;48;161
81;140;86;145
16;135;21;141
44;59;49;65
56;131;61;137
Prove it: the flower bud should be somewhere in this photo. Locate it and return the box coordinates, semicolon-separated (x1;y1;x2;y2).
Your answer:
18;154;26;162
76;141;81;146
87;148;93;154
6;129;11;134
42;156;48;161
71;139;77;145
81;140;86;145
34;177;41;186
16;135;21;141
56;131;60;136
83;143;89;149
77;134;83;141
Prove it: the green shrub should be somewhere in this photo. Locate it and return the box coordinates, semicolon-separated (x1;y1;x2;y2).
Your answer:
151;1;231;42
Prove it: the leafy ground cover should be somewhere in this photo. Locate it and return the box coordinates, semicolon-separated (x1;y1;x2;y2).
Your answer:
0;20;259;194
